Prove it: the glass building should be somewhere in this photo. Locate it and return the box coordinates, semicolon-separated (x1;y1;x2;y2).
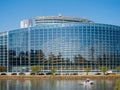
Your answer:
0;16;120;73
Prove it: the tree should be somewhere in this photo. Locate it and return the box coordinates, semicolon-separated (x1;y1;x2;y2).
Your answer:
116;66;120;74
84;68;91;75
114;80;120;90
100;66;109;75
31;65;43;74
0;66;6;72
50;67;56;75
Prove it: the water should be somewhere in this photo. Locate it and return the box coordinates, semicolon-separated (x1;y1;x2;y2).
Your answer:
0;79;116;90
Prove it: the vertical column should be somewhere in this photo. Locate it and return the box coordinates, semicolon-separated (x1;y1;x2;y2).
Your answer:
28;27;31;71
7;32;9;72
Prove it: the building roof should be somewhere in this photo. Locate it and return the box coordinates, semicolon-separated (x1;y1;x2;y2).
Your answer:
34;16;94;26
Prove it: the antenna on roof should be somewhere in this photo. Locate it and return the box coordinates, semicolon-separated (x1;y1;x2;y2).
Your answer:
58;13;62;17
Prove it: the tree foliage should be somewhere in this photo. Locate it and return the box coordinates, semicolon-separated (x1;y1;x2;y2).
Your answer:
116;66;120;73
0;66;6;72
31;65;43;74
84;68;91;75
50;67;56;75
100;66;109;75
114;80;120;90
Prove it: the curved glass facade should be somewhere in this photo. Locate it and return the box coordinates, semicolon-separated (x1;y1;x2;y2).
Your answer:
34;16;93;26
0;22;120;72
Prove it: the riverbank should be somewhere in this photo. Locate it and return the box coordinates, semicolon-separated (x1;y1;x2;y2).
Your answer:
0;75;120;80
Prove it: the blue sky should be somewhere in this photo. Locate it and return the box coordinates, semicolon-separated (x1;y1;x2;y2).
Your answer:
0;0;120;31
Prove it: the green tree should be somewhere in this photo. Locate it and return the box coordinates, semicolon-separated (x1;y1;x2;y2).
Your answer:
31;65;43;74
84;68;91;75
100;66;109;75
116;66;120;74
50;67;56;75
0;66;6;72
114;80;120;90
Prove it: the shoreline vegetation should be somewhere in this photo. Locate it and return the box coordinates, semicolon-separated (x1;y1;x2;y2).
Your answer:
0;75;120;80
114;80;120;90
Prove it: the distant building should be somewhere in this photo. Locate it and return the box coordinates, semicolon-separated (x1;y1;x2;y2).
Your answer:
0;16;120;73
20;19;32;28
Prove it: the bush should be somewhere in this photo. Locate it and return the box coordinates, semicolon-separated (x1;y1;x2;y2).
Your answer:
0;66;6;72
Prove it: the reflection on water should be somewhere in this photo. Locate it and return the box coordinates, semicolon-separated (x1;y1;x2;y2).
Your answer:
0;79;115;90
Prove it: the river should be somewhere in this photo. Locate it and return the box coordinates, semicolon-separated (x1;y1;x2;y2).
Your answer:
0;79;116;90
